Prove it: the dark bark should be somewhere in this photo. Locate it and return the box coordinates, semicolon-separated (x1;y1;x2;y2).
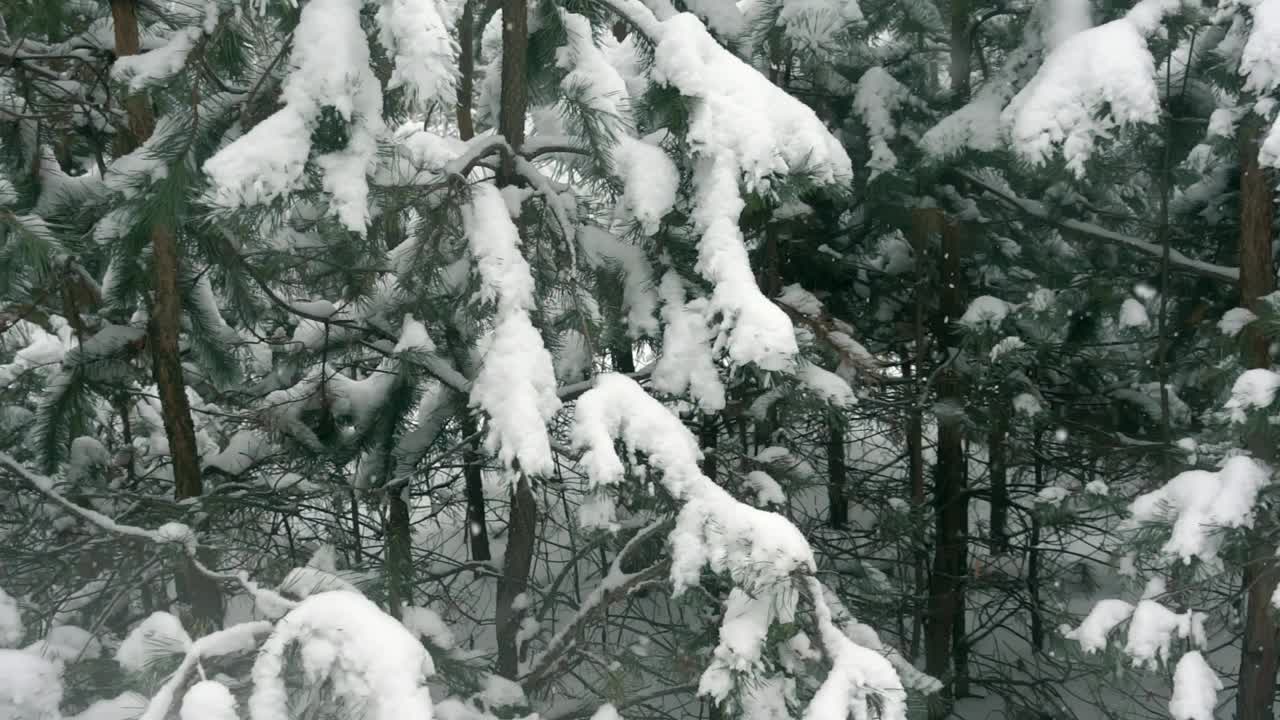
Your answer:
497;0;528;182
386;490;414;618
699;419;718;480
949;0;971;107
612;341;635;374
1236;113;1278;720
109;1;155;145
925;216;969;719
924;9;973;708
760;223;782;297
381;208;415;620
827;410;848;529
462;413;492;562
493;0;534;677
456;0;477;141
988;399;1009;553
496;476;537;678
111;0;222;626
906;214;932;662
1028;432;1044;651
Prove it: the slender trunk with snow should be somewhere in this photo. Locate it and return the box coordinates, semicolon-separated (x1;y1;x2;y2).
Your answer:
493;0;536;677
110;0;222;626
1236;113;1278;720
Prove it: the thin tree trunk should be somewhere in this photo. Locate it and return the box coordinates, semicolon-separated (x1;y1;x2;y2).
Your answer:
612;341;635;374
1028;431;1044;651
109;1;154;144
926;217;968;720
381;208;414;619
700;419;718;480
988;399;1009;554
386;490;414;618
949;0;971;107
827;410;848;529
111;0;222;627
1236;113;1278;720
463;413;492;562
497;0;528;182
924;8;974;709
907;216;930;662
493;0;533;677
496;475;537;678
456;0;476;141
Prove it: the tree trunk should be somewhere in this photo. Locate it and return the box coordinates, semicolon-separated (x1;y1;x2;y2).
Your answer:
111;0;222;627
497;0;528;183
386;490;414;618
109;1;154;144
988;400;1009;554
612;341;635;374
493;0;534;677
926;216;968;720
1236;113;1278;720
456;0;477;141
924;8;974;709
827;410;848;529
463;413;492;562
907;215;931;662
949;0;971;107
700;419;718;480
1028;431;1044;651
496;475;537;678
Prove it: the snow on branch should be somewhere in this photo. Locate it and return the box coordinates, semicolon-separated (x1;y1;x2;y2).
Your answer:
570;374;906;720
375;0;460;111
110;3;222;92
1002;0;1187;175
957;170;1239;283
138;621;275;720
250;592;436;720
651;12;851;371
579;0;852;372
1126;455;1268;565
203;0;384;232
464;184;561;477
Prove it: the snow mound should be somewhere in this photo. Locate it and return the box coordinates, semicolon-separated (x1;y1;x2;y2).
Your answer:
0;649;62;720
959;296;1011;329
250;592;435;720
